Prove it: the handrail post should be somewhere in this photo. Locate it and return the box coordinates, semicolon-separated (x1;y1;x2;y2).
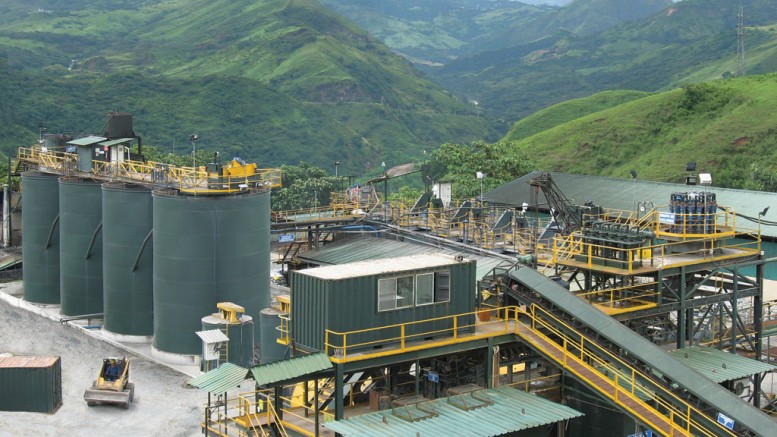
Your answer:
628;249;633;274
563;338;567;365
453;316;458;340
401;325;406;350
587;243;593;268
686;406;691;433
614;374;618;401
343;334;347;360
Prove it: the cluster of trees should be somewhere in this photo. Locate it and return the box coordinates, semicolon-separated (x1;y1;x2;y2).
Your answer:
427;140;534;199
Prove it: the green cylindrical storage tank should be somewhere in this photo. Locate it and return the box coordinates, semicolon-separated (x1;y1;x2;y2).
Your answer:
152;188;270;361
102;182;153;341
259;307;287;364
201;308;255;368
59;177;103;316
21;172;61;304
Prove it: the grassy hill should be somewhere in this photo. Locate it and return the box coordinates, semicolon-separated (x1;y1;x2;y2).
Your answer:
0;0;492;174
504;90;650;141
433;0;777;122
502;73;777;190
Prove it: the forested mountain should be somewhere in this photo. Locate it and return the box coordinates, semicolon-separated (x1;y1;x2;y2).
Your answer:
0;0;491;174
432;0;777;121
319;0;671;64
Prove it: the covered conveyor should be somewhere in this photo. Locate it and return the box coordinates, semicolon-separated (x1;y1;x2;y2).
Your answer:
508;267;775;436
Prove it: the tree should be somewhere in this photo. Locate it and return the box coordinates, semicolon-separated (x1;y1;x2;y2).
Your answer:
271;162;340;210
428;141;534;199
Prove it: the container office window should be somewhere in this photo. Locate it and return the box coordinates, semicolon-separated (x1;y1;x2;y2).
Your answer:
396;276;414;309
435;272;450;303
415;272;451;305
416;273;434;305
378;276;415;311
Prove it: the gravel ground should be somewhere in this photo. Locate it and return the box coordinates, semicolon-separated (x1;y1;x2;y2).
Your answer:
0;296;205;436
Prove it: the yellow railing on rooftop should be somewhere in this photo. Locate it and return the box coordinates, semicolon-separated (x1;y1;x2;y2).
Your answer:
18;147;78;174
18;146;281;194
524;304;736;437
552;234;760;273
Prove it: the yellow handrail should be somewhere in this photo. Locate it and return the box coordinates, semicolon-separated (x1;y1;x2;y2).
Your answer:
325;307;519;363
524;304;736;437
17;146;281;194
553;234;760;272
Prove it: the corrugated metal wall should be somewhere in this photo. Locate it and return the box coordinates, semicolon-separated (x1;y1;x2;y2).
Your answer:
0;357;62;413
291;259;476;352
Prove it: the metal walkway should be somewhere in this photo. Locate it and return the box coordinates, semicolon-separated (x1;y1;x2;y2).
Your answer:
509;267;776;437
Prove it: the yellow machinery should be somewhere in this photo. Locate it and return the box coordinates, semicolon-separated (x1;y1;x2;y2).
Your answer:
84;356;134;408
207;158;264;191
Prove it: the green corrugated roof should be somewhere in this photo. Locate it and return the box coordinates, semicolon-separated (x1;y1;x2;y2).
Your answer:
187;363;249;394
668;346;776;383
486;171;777;238
324;386;582;437
298;236;515;280
99;138;133;147
250;353;332;387
66;136;107;146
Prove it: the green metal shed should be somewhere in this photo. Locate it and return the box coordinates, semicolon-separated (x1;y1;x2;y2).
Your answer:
290;254;476;353
0;356;62;413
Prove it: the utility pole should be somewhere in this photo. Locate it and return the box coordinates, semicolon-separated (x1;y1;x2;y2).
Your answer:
736;2;746;77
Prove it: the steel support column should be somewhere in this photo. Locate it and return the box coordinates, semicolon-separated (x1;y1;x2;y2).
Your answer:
677;267;686;349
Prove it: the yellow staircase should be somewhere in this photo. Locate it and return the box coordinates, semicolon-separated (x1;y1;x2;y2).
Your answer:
516;304;735;437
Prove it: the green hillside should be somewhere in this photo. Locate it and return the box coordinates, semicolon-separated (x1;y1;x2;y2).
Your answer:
503;73;777;190
319;0;670;64
434;0;777;122
505;90;650;141
0;0;491;174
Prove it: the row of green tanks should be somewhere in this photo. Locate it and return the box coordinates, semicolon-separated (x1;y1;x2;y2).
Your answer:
21;171;271;367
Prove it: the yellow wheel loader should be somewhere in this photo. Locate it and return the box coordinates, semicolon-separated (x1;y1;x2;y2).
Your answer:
84;356;134;408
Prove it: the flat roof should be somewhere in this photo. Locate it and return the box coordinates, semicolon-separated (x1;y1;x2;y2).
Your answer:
296;253;469;280
66;136;107;146
0;356;59;368
99;138;133;147
297;236;513;280
324;385;583;436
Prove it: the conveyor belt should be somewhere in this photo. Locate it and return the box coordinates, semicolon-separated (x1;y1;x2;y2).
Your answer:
509;267;776;436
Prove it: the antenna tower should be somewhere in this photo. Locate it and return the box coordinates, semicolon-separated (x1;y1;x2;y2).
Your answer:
736;3;746;77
